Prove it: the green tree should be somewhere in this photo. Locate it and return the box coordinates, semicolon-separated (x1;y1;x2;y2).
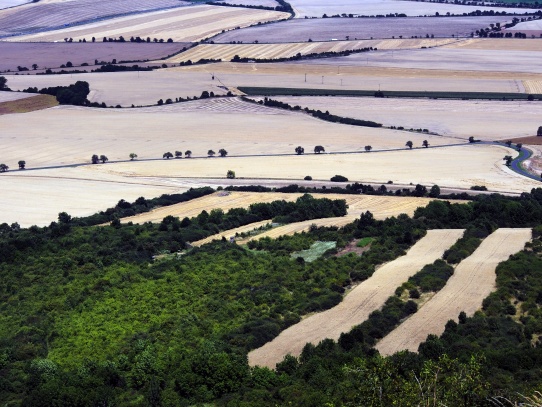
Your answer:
365;145;372;152
218;149;228;157
503;155;513;166
422;140;429;148
468;136;475;143
185;150;192;158
226;170;235;179
429;184;441;198
516;143;523;151
0;163;8;173
208;150;215;157
295;146;304;155
314;145;325;154
18;160;26;170
538;126;542;136
91;154;99;164
129;153;137;160
32;63;38;70
406;140;413;149
505;140;512;147
100;155;108;163
175;151;182;158
0;76;7;90
163;152;173;160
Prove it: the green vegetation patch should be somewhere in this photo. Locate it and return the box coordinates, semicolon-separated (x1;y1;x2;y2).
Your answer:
239;87;542;101
291;241;337;263
356;237;374;248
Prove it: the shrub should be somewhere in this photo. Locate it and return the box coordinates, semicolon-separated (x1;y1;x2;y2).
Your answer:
330;175;348;182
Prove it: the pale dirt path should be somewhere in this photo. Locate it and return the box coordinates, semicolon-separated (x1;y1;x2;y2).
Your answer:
192;219;272;246
376;228;532;356
248;229;464;368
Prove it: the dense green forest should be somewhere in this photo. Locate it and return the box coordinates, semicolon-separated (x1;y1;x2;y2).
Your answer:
1;189;542;406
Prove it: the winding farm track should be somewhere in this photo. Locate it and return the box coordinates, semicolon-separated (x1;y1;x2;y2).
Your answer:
248;229;464;368
376;228;532;356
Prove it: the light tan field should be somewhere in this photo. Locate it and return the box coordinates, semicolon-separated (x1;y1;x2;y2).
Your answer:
0;91;35;102
509;19;542;31
376;228;532;356
270;96;542;140
7;60;541;106
164;38;457;63
9;5;289;42
178;62;542;94
0;100;463;167
287;0;540;18
0;167;183;227
523;80;542;94
248;229;465;368
129;192;436;225
444;38;542;52
98;144;542;193
193;219;273;246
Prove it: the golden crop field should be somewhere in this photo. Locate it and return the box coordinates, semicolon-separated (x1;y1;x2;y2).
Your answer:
376;228;532;356
248;229;465;368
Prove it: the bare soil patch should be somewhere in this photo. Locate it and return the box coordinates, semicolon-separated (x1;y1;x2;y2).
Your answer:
213;16;507;43
248;229;465;368
376;228;532;356
0;42;187;73
0;94;58;115
501;136;542;145
9;5;290;43
335;239;372;256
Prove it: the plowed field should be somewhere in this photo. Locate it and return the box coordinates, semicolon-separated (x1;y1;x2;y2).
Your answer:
376;228;532;356
248;229;464;368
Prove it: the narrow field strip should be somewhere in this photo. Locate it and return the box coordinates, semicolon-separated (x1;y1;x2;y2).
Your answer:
376;228;532;356
248;229;464;368
192;219;272;246
122;192;437;224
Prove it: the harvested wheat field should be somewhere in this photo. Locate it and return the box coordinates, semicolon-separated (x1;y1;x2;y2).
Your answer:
287;0;539;18
443;38;542;52
212;17;506;43
176;62;542;95
9;5;290;42
376;228;532;356
248;229;464;368
219;0;279;6
0;0;189;38
0;168;183;227
0;91;35;102
0;100;462;167
192;220;273;246
165;39;456;63
99;144;542;193
0;94;58;115
523;80;542;94
122;192;437;225
270;96;542;140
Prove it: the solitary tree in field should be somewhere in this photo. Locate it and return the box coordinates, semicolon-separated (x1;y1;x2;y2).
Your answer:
32;64;38;70
218;149;228;157
0;164;8;173
91;154;99;164
365;145;372;152
537;126;542;136
0;76;7;90
406;140;413;149
185;150;192;158
295;146;305;155
468;136;475;143
422;140;429;148
208;150;215;157
503;155;513;166
314;145;325;154
505;140;512;147
227;170;235;179
175;151;183;159
516;143;523;151
100;155;108;163
129;153;137;161
18;160;25;170
163;152;173;160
